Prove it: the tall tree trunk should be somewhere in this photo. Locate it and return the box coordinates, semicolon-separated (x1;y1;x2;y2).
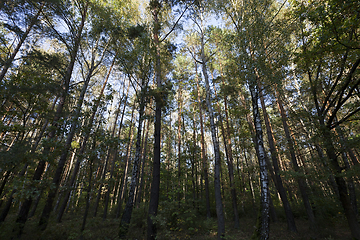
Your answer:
249;80;269;240
0;3;44;82
191;110;198;205
81;137;96;233
212;86;239;229
276;90;316;228
336;124;358;216
115;102;136;218
321;125;360;239
119;88;147;238
136;115;150;207
199;19;225;238
56;58;119;222
259;86;297;232
147;3;162;239
177;86;183;206
14;4;87;234
103;86;125;220
194;61;211;219
39;60;93;230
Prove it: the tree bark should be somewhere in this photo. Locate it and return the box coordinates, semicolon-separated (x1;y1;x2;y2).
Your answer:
39;57;93;230
147;2;162;239
194;62;211;219
276;90;316;228
213;86;240;229
259;86;297;232
249;80;269;240
0;3;44;82
136;110;150;207
14;3;87;234
199;21;225;238
177;86;183;206
56;57;118;222
119;88;146;238
115;102;135;218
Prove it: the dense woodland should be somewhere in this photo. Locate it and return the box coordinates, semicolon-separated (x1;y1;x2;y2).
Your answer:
0;0;359;239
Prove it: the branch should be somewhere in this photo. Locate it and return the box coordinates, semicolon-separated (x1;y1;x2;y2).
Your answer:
160;0;194;42
327;58;360;125
322;49;349;115
330;106;360;129
187;47;202;64
308;61;322;115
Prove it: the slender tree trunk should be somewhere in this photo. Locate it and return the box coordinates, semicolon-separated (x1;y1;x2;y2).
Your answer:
259;86;297;232
194;61;211;219
0;3;44;82
200;23;225;238
249;80;269;240
136;116;150;207
276;90;316;228
244;150;256;213
239;92;259;214
119;89;147;238
191;110;197;205
336;125;358;216
213;85;240;229
321;125;360;239
177;87;183;206
115;102;136;218
147;3;162;239
103;91;124;220
14;4;87;234
39;59;93;230
81;137;96;233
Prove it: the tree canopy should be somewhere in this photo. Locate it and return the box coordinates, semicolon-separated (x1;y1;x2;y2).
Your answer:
0;0;359;239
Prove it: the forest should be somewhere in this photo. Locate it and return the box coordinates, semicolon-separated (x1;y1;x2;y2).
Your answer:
0;0;359;239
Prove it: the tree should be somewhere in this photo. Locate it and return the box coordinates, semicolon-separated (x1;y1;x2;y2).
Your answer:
14;1;89;235
292;0;360;237
119;24;153;238
146;0;193;239
189;3;226;238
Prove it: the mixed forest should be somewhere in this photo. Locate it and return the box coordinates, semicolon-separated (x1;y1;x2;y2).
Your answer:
0;0;359;239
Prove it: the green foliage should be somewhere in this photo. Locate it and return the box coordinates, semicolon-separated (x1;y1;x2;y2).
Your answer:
150;200;209;238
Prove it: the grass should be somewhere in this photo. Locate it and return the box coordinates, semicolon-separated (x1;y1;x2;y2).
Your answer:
0;211;352;240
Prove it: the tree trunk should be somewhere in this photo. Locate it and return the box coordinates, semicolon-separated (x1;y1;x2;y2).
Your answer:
103;87;125;220
14;4;87;234
39;58;93;230
276;90;316;228
336;125;358;216
0;3;44;82
115;102;136;218
194;61;211;219
81;137;96;233
200;24;225;239
136;115;150;207
213;87;240;229
177;86;183;206
147;2;162;239
321;126;360;239
249;81;269;240
259;86;297;232
119;89;146;238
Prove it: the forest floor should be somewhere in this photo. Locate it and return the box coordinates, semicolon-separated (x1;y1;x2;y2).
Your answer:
0;212;352;240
